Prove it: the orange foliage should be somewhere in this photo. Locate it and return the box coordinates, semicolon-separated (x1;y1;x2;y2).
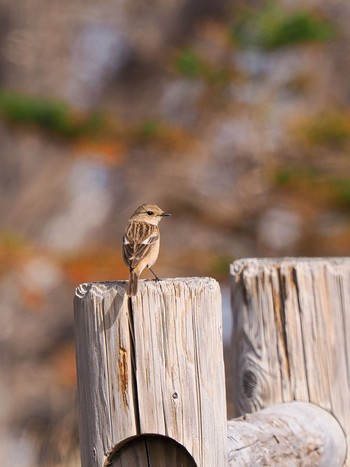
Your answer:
0;235;33;276
50;341;77;388
63;248;127;284
21;288;46;311
73;140;126;166
322;230;350;255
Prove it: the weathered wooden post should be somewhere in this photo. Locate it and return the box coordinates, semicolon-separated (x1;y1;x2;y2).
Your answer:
230;258;350;465
74;277;227;467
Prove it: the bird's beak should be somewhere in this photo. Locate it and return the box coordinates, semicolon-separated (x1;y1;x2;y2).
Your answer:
162;212;171;216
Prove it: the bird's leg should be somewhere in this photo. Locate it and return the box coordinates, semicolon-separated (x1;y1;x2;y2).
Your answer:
148;267;161;281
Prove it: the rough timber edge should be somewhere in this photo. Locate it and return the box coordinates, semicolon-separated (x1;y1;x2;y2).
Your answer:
75;277;219;299
230;257;350;276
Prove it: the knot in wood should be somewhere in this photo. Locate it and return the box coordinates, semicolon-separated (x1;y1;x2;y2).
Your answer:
242;369;258;399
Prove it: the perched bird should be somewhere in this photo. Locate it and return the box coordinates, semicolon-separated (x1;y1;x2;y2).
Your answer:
123;204;171;296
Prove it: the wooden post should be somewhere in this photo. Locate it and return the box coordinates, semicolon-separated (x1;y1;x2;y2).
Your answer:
74;277;227;467
227;401;346;466
230;258;350;465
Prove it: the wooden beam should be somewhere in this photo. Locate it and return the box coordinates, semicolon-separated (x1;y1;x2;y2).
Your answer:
230;258;350;465
74;277;227;467
227;401;346;466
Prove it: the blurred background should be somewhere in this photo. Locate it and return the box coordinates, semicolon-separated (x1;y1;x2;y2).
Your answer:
1;0;350;465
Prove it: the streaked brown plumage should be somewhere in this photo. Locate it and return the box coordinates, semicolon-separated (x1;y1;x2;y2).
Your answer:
122;204;171;296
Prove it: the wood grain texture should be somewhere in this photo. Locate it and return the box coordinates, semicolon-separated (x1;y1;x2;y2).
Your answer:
227;401;346;466
230;258;350;465
109;435;196;466
74;277;227;467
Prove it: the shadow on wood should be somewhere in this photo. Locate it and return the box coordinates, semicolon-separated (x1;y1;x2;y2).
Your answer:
106;434;196;466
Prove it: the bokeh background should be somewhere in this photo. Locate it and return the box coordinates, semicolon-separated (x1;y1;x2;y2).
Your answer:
1;0;350;465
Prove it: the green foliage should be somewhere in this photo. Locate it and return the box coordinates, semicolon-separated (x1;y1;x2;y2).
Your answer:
0;90;103;138
174;49;205;79
173;49;231;85
212;255;232;278
0;90;190;151
0;230;25;251
138;120;160;139
231;1;335;50
273;166;350;210
331;179;350;207
303;112;350;148
274;167;293;185
273;166;320;186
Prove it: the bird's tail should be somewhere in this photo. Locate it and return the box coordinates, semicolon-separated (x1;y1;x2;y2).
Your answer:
127;270;138;296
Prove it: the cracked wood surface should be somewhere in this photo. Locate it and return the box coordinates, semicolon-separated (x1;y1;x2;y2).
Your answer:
227;402;346;466
230;258;350;465
74;277;227;467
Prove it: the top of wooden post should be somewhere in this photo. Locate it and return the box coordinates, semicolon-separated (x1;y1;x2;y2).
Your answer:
74;277;227;467
75;276;219;299
231;256;350;275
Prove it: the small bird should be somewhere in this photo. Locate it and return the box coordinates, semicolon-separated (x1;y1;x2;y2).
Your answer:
123;204;171;296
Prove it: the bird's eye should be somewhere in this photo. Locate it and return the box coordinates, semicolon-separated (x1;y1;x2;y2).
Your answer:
147;211;154;216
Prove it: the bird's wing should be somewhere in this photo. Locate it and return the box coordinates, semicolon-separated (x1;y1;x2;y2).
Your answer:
123;222;159;269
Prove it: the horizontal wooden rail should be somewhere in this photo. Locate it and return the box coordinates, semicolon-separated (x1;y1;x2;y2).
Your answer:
227;401;346;466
